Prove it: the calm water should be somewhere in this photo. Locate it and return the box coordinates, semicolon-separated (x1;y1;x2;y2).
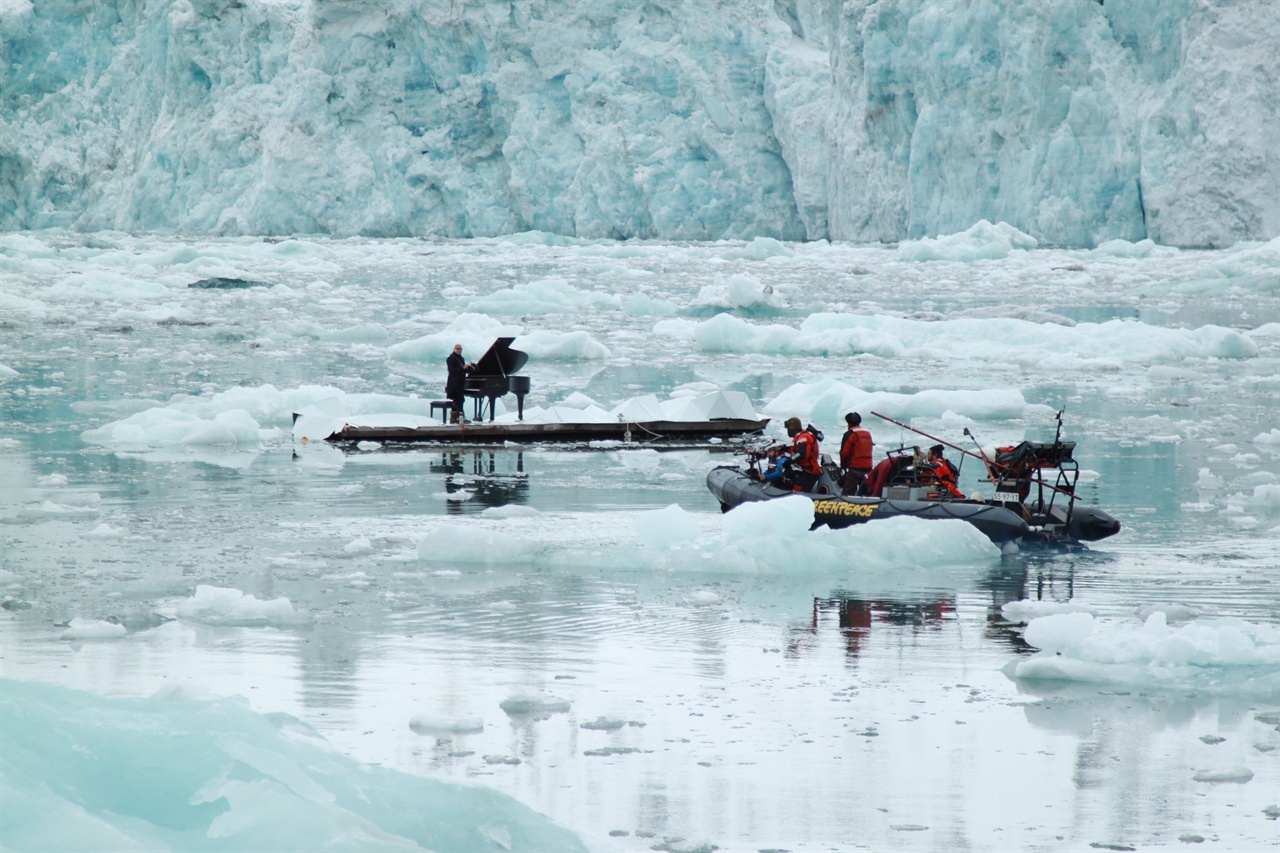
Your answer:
2;233;1278;851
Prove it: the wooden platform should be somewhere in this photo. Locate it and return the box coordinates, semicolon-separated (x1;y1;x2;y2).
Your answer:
325;418;770;445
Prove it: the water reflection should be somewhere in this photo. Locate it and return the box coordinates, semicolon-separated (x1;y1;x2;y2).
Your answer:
795;595;956;662
429;450;530;512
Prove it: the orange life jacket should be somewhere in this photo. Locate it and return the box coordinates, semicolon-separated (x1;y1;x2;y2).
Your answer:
791;429;822;475
840;428;873;469
930;458;963;498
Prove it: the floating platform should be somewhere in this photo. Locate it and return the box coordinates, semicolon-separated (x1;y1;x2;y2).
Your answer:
321;417;770;445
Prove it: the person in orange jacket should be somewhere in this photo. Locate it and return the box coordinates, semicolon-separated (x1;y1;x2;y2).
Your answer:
926;444;964;498
839;412;873;495
785;417;822;493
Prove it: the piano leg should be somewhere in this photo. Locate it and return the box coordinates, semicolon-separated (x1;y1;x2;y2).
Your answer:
515;392;526;421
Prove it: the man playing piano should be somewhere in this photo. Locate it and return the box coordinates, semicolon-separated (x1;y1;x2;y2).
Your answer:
445;343;474;424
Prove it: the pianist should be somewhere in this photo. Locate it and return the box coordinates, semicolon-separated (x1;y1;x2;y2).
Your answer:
445;344;474;424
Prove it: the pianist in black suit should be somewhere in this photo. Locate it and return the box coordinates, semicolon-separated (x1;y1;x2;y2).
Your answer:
445;344;474;424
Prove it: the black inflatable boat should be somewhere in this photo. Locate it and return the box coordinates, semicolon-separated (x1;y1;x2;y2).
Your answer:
707;415;1120;549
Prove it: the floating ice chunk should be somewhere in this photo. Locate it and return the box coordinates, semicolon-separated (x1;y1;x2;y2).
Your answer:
409;714;485;736
60;617;126;640
1253;429;1280;447
765;378;1036;424
385;314;521;363
897;221;1038;262
0;363;19;381
624;292;678;316
1001;599;1096;623
318;323;388;344
1192;766;1255;784
1196;469;1226;491
1136;603;1199;623
722;237;796;261
47;271;173;302
82;408;263;449
651;318;698;340
499;691;570;718
580;716;628;731
180;410;262;446
36;473;68;486
1023;612;1096;653
634;504;702;550
687;589;722;607
514;329;610;360
1012;611;1280;694
176;585;311;627
1245;484;1280;508
465;279;621;314
84;522;124;539
694;311;799;353
2;679;586;851
2;500;102;524
691;273;785;312
946;304;1076;326
343;537;374;555
721;494;815;541
1094;238;1161;258
481;505;541;518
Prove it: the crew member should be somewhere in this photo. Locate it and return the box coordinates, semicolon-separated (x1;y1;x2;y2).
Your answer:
751;446;792;487
839;412;873;495
785;417;822;493
926;444;964;498
445;343;474;424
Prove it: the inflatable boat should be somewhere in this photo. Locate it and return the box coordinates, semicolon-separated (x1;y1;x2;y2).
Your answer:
707;414;1121;549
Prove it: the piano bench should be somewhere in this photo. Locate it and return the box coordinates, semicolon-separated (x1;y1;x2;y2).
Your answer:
429;400;452;423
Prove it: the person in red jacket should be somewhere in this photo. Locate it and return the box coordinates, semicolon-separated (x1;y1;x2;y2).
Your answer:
785;417;822;492
839;412;873;495
926;444;964;498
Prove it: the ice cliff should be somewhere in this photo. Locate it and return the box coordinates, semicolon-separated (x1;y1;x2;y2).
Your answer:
1;0;1275;247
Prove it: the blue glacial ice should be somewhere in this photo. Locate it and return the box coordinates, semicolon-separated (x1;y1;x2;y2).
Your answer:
0;678;588;852
1;0;1275;247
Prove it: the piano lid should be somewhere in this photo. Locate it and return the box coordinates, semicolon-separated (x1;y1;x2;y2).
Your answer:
471;337;528;377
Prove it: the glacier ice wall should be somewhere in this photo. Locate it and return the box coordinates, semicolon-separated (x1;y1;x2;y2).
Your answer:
0;0;1275;247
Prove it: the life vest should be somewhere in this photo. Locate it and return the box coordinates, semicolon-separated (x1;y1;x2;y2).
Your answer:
791;429;822;475
840;428;873;469
930;458;963;498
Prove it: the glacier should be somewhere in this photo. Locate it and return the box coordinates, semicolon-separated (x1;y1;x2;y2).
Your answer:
0;0;1276;247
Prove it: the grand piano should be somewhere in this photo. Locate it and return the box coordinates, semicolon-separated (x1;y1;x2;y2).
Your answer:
464;337;531;421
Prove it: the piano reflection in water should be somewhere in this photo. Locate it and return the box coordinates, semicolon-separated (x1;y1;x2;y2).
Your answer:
463;337;532;422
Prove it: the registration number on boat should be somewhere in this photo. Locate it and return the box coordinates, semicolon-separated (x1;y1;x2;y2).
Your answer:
992;491;1022;503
